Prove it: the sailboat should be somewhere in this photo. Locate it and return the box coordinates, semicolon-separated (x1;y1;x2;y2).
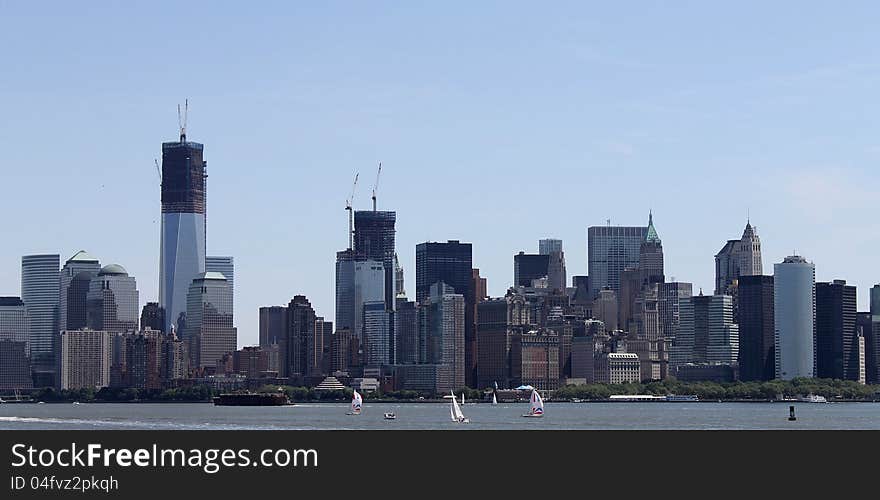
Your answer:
492;381;498;406
347;389;363;415
450;391;469;423
522;389;544;418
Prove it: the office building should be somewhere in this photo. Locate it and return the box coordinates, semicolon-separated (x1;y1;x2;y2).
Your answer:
539;239;567;292
595;352;641;384
869;284;880;384
0;297;29;349
234;346;269;379
335;249;358;333
588;224;648;299
714;221;763;296
21;253;60;387
518;329;560;391
593;287;619;331
514;252;549;288
658;282;693;346
639;213;664;284
86;264;139;334
259;306;288;376
672;293;738;368
737;275;775;381
184;272;236;371
774;255;815;380
354;260;385;341
420;282;465;392
353;210;396;307
416;241;475;385
815;280;857;381
362;301;391;367
312;317;331;377
394;298;419;365
140;302;165;333
206;256;234;314
159;127;207;336
476;293;530;389
287;295;316;382
59;329;112;390
59;250;100;332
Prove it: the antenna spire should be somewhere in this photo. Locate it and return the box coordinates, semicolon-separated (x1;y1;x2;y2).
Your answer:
178;99;188;142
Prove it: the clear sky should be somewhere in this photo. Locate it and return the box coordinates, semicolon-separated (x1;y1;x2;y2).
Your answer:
2;1;878;347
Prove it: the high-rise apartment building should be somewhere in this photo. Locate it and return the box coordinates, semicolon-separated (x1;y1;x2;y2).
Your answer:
59;329;112;390
159;127;207;336
21;254;60;387
774;255;815;380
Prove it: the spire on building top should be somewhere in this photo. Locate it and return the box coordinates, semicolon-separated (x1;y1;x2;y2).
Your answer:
645;210;661;243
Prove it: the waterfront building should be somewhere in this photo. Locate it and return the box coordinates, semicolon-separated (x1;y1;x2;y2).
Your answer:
774;255;815;380
815;280;858;381
59;329;112;390
737;275;775;381
159;128;207;335
595;352;640;384
517;329;560;391
21;253;60;387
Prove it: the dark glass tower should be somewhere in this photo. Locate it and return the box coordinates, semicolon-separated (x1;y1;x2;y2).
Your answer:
287;295;316;383
159;127;207;336
353;211;396;308
738;275;775;381
416;241;475;386
815;280;857;380
513;252;549;288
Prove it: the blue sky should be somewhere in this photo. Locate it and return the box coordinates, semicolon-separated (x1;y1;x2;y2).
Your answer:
2;1;879;347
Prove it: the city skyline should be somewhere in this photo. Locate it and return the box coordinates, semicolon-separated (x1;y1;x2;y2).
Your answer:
3;3;880;348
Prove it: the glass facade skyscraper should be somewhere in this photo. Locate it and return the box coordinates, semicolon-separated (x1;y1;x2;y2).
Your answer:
86;264;139;334
160;134;207;336
774;255;816;380
587;225;647;298
184;272;235;370
59;250;100;332
353;210;396;308
206;256;234;315
21;254;60;386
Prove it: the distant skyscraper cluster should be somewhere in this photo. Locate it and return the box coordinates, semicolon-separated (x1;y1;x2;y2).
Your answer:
3;109;879;395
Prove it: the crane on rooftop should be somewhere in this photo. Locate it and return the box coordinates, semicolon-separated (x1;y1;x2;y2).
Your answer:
372;162;382;211
345;172;359;250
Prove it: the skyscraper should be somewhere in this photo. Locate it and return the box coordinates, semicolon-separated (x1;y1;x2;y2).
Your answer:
259;305;289;376
312;317;331;378
184;272;235;371
416;241;475;386
672;293;738;368
394;253;405;298
737;275;775;381
513;252;549;288
59;250;100;332
287;295;316;382
394;298;418;365
362;301;391;367
587;225;647;298
354;260;385;341
869;285;880;384
353;210;396;308
421;282;465;392
714;221;763;296
206;256;234;314
774;255;815;380
639;213;664;284
86;264;139;334
59;329;111;390
0;297;29;349
539;239;566;292
815;280;857;381
335;249;358;334
21;254;60;387
160;126;207;336
658;282;693;348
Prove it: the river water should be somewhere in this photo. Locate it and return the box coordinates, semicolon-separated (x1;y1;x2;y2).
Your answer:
1;401;878;430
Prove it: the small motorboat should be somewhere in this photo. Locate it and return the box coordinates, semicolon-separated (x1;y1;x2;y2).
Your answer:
384;411;396;420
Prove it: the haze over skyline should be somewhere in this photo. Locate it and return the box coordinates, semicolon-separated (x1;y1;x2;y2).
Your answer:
2;2;879;347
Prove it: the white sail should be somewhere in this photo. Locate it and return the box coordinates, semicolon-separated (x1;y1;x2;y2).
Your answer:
461;393;465;405
530;389;544;415
451;391;466;422
492;391;498;405
350;390;362;415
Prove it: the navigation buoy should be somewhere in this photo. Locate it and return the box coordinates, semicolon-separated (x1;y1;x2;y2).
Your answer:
788;405;796;421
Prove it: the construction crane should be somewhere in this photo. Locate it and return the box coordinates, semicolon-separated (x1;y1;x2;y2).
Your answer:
154;159;162;184
371;162;382;211
178;98;188;142
345;172;359;250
